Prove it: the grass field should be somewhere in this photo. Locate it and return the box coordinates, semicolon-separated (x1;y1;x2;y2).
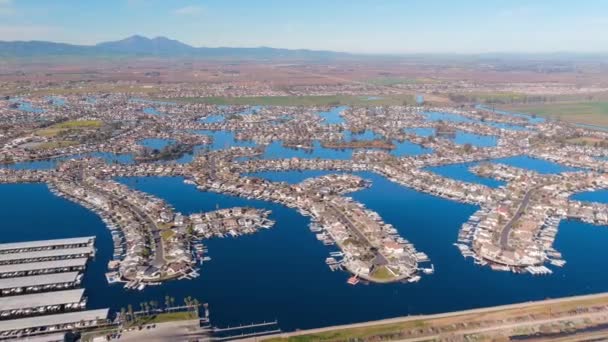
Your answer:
133;311;198;325
33;140;77;150
163;94;414;107
500;101;608;127
20;84;160;96
265;321;425;342
36;119;104;137
263;292;608;342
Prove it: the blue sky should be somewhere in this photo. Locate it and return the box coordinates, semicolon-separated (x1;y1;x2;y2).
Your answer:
0;0;607;53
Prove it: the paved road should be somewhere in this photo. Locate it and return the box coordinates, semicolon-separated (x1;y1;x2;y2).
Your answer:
93;182;166;264
117;319;209;341
498;186;539;249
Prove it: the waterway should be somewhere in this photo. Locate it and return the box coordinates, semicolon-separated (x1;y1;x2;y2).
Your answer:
318;106;348;125
425;155;577;187
571;189;608;204
475;104;545;124
2;172;608;331
1;105;605;331
405;126;497;147
8;98;44;113
1;152;134;170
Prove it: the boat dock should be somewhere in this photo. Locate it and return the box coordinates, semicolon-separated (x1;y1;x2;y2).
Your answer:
0;258;88;278
0;236;95;254
0;272;81;296
0;309;109;338
0;289;85;316
0;246;95;265
0;236;110;340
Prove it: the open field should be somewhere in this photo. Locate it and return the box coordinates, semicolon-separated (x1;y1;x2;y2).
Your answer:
163;95;414;106
33;140;78;150
36;119;104;137
259;292;608;342
500;101;608;127
23;84;161;96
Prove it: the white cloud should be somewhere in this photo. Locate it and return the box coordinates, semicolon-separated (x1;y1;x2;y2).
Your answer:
174;5;203;16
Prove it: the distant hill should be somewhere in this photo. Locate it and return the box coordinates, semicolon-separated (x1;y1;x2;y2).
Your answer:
0;35;351;60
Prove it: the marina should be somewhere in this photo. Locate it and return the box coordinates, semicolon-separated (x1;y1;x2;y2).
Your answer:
2;97;608;331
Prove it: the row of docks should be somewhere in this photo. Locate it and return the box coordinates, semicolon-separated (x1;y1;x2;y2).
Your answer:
0;246;95;266
0;258;87;278
0;236;96;255
0;236;109;340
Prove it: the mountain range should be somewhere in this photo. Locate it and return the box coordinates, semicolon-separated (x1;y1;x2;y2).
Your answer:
0;35;351;60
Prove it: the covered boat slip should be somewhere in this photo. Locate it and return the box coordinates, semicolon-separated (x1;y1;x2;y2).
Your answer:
0;289;84;312
0;246;94;265
0;236;95;254
0;272;79;291
0;309;109;334
0;258;88;277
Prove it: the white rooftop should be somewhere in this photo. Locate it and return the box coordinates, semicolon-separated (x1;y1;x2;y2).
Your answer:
0;289;84;311
0;246;94;264
0;236;95;252
0;272;79;290
0;309;108;333
0;258;88;275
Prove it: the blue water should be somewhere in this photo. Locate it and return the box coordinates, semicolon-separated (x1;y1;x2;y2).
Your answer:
423;111;527;131
201;115;225;124
405;127;436;137
318;106;348;125
571;189;608;204
423;111;476;124
139;138;175;150
426;163;506;188
45;96;66;106
1;152;134;170
193;130;257;151
263;141;352;160
391;140;432;157
143;107;164;116
475;104;545;124
493;155;580;174
238;105;262;115
453;131;497;147
405;126;496;147
3;172;608;331
486;122;528;131
427;156;577;187
9;99;44;113
130;98;176;106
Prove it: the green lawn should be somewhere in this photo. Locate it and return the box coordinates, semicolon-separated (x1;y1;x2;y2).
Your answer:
131;311;198;326
37;119;104;137
159;94;414;107
264;321;425;342
501;101;608;127
371;266;397;281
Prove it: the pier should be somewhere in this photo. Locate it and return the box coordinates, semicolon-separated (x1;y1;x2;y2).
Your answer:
0;236;109;340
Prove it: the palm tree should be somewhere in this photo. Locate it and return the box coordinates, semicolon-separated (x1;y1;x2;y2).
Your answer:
120;307;126;323
127;304;133;321
165;295;170;310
